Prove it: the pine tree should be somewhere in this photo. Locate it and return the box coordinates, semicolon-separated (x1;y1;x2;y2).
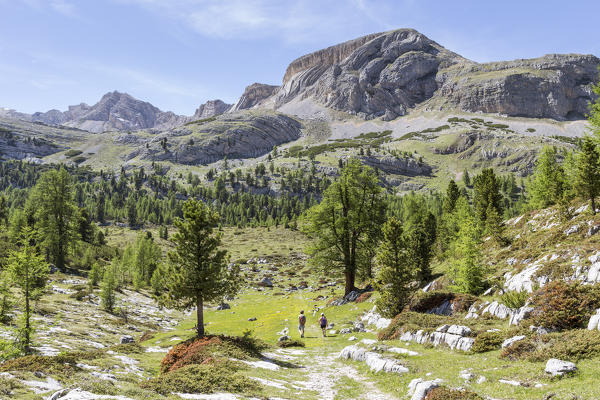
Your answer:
443;180;460;214
7;227;49;351
473;168;503;225
574;136;600;214
528;146;566;209
29;167;77;270
375;218;414;317
158;199;240;337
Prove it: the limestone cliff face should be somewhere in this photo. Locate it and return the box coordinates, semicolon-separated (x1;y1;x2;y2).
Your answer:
264;29;599;121
282;32;383;84
231;83;279;111
436;54;599;120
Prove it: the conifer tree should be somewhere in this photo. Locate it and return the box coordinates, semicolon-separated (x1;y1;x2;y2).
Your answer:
29;167;77;269
158;199;240;337
574;136;600;214
7;227;49;351
375;218;414;317
528;146;566;209
450;208;484;295
303;159;386;295
101;264;117;313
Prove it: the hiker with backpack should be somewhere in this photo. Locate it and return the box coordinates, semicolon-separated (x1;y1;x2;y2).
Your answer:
298;310;306;338
319;313;328;337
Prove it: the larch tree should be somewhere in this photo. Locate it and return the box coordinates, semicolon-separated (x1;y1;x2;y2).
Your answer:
302;159;386;295
527;146;566;209
7;227;49;351
157;199;240;337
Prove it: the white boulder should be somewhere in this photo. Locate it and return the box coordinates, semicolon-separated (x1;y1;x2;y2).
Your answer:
545;358;577;376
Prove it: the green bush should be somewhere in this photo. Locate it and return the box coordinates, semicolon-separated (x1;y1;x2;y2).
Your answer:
277;339;305;348
408;291;477;314
471;331;503;353
378;312;452;340
500;290;529;310
501;329;600;362
530;281;600;330
65;149;83;157
73;156;87;164
142;362;260;396
425;387;483;400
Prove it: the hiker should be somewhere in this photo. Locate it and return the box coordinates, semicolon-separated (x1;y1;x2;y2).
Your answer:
298;310;306;338
319;313;328;337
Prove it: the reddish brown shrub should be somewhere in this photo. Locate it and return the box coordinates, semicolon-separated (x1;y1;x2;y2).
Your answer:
356;292;372;303
425;387;483;400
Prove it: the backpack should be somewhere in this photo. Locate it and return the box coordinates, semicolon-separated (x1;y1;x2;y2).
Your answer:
299;314;306;325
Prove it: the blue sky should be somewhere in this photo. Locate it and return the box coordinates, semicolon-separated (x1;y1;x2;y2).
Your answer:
1;0;598;115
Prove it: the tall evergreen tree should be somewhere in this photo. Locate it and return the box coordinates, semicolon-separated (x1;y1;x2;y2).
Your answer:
375;218;414;318
158;199;240;337
302;159;386;295
473;168;503;225
528;146;566;209
7;227;49;351
574;136;600;214
29;167;77;269
443;180;460;214
450;207;484;294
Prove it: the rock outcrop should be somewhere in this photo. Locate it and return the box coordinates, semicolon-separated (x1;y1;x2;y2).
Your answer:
360;155;432;176
261;28;599;121
399;324;474;351
339;345;409;374
545;358;577;376
30;91;188;133
231;83;279;111
132;111;302;165
193;100;232;119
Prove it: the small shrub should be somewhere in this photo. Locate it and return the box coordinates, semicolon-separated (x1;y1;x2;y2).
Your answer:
355;292;372;303
530;281;600;330
142;362;260;396
500;290;529;310
277;339;305;348
160;335;266;373
65;149;83;157
0;375;24;396
378;312;452;340
0;348;105;374
408;291;477;314
527;128;536;133
425;387;483;400
471;331;503;353
501;329;600;362
73;156;87;164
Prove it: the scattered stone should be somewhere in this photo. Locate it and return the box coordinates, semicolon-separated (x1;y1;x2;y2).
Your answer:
353;322;366;332
360;339;377;345
216;303;231;310
248;317;257;321
120;335;135;344
476;376;487;384
388;347;419;356
278;335;290;342
564;225;579;236
340;328;353;334
499;379;523;387
339;345;409;374
348;336;358;341
258;278;273;288
327;323;335;329
361;307;391;330
459;369;475;382
545;358;577;376
502;335;526;348
328;330;337;335
407;378;442;400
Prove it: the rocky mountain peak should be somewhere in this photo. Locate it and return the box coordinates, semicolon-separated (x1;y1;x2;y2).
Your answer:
231;83;280;111
246;28;599;121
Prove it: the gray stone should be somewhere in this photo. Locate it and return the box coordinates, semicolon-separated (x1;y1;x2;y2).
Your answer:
216;303;231;310
248;317;257;321
407;378;442;400
501;335;526;348
120;335;135;344
278;335;290;342
545;358;577;376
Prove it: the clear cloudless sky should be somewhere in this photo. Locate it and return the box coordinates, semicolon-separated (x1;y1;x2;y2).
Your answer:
0;0;599;115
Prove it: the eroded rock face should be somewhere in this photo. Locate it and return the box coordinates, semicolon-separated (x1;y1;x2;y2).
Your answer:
267;29;599;121
400;325;474;351
438;54;599;120
274;29;466;120
231;83;280;111
193;100;232;119
360;155;432;176
133;111;302;165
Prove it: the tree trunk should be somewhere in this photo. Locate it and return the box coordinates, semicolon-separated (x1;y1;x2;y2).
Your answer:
25;282;30;352
345;269;355;296
196;296;204;337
